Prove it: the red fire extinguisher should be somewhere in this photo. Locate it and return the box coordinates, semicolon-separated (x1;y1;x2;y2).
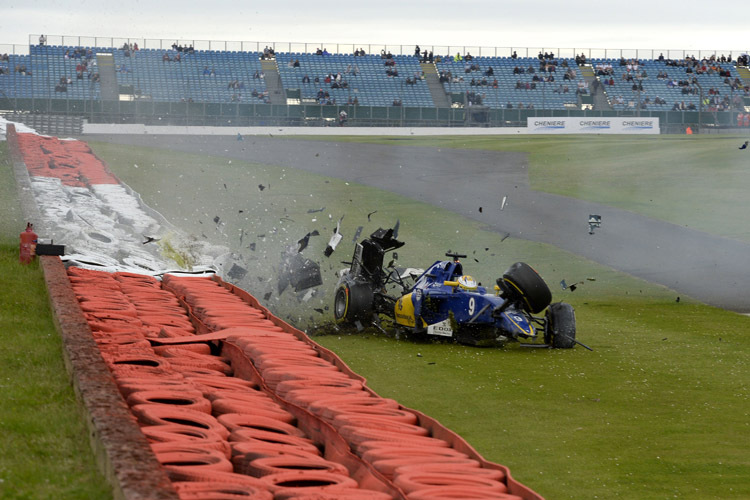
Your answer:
20;222;38;264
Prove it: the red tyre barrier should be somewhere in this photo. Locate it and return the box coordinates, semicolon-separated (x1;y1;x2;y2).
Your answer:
392;470;509;495
370;456;480;479
153;344;212;356
217;414;301;435
245;455;349;478
155;449;233;472
331;415;429;436
142;423;231;455
150;441;232;460
282;388;367;408
395;462;506;482
354;436;451;456
406;486;523;500
165;469;272;488
172;481;273;500
211;399;294;422
275;489;394;500
260;470;358;492
307;395;400;421
274;378;364;397
126;389;212;414
228;429;319;456
116;379;196;397
322;406;418;425
131;404;229;439
361;444;468;464
230;442;322;463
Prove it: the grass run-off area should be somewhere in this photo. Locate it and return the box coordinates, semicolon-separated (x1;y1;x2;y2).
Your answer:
88;135;750;499
0;143;111;499
1;133;748;499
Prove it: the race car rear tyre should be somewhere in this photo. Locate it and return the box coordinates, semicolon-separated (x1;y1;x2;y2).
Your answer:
334;282;374;324
501;262;552;314
545;302;576;349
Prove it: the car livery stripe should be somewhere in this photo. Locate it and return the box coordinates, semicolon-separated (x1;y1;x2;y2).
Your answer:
503;278;533;312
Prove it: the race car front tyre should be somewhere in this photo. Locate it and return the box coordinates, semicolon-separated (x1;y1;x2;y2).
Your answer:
501;262;552;314
334;282;374;324
545;302;576;349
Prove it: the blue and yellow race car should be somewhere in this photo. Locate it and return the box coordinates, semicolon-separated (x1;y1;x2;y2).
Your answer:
334;228;582;349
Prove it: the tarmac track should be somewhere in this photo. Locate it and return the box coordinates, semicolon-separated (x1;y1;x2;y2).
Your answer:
87;134;750;313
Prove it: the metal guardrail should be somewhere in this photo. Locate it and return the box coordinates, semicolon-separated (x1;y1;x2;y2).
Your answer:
0;34;746;62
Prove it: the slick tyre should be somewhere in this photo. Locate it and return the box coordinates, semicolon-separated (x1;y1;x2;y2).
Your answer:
545;302;576;349
501;262;552;314
334;282;373;324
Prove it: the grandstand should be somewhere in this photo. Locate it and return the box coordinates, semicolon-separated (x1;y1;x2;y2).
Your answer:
1;36;748;130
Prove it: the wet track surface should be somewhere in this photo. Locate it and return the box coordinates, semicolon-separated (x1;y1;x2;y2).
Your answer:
87;134;750;313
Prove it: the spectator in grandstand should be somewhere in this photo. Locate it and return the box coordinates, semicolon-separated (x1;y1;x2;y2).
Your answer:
39;34;47;46
538;51;544;60
392;98;402;106
163;53;171;63
506;102;513;108
302;74;310;83
512;51;518;59
454;53;463;62
486;66;494;77
414;45;421;57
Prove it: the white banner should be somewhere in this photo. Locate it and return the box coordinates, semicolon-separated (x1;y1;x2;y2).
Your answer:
527;117;660;134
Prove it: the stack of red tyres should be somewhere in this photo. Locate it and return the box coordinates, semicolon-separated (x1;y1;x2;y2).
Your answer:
69;269;399;499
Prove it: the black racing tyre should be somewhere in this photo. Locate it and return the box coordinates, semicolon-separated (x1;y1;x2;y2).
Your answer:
334;282;374;324
545;302;576;349
501;262;552;314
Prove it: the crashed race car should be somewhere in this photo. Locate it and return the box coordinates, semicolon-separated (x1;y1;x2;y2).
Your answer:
334;227;585;349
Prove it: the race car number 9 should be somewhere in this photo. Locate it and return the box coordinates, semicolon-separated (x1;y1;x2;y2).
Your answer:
468;297;475;315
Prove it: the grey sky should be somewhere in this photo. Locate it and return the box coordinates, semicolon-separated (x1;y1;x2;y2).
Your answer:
1;1;747;54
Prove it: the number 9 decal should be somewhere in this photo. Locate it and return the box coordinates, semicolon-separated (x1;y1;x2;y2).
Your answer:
468;297;475;316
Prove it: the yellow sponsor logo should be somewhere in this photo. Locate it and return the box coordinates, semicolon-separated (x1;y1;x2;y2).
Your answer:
394;293;416;327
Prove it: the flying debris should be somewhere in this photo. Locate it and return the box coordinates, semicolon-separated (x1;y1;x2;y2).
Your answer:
352;226;363;243
278;246;323;294
213;216;221;224
223;183;227;190
392;219;400;239
248;242;256;251
588;214;602;235
561;279;584;292
258;184;266;191
500;233;510;242
740;141;748;150
315;153;320;157
263;291;272;301
142;236;160;245
297;230;320;253
500;196;508;211
239;228;245;246
313;308;324;314
237;132;243;141
367;210;377;221
324;216;344;257
238;210;244;214
478;207;483;213
307;207;325;213
226;264;248;281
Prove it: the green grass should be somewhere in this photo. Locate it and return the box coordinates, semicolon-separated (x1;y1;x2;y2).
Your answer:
0;145;111;499
88;138;750;499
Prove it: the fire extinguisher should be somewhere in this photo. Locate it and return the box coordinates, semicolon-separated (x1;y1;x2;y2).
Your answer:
20;222;38;264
